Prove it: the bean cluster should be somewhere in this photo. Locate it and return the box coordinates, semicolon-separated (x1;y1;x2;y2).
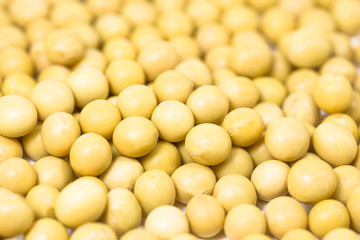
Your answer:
1;0;360;240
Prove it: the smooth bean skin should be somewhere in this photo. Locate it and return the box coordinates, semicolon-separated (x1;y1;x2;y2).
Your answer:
222;108;264;147
45;28;84;66
117;84;157;119
30;80;75;121
103;188;142;235
54;177;107;228
25;218;68;240
309;199;350;238
0;189;34;237
264;196;308;239
134;170;176;215
313;121;357;166
79;99;121;140
0;95;37;138
120;229;159;240
186;85;229;125
251;160;290;201
0;135;23;162
33;156;73;191
171;163;216;204
281;229;316;240
287;157;337;203
100;156;144;191
113;116;159;158
0;157;36;195
285;27;332;68
323;228;359;240
145;205;189;240
265;117;310;162
346;187;360;232
140;140;181;175
224;204;266;240
22;122;49;161
41;112;81;157
313;73;352;114
185;195;225;238
4;1;360;240
185;123;232;166
214;174;257;212
70;222;117;240
26;184;59;219
138;41;179;81
70;133;112;176
212;146;254;179
151;100;194;143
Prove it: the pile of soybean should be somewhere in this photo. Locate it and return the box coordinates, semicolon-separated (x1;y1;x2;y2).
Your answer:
2;0;360;239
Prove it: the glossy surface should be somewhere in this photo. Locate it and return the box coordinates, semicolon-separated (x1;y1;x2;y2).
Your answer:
45;28;84;66
212;146;254;179
152;101;194;143
313;73;352;113
281;229;316;240
264;196;308;239
100;156;144;191
41;112;81;157
2;1;360;239
0;190;34;237
70;223;117;240
186;85;228;124
265;117;310;162
251;160;290;201
224;204;266;239
171;163;216;204
287;157;337;203
66;67;109;108
103;188;142;235
106;60;145;95
22;123;48;161
214;174;257;212
309;199;350;238
113;116;159;158
2;73;36;99
346;187;360;232
185;195;225;238
25;218;68;240
70;133;112;176
217;76;260;110
145;205;189;239
33;156;73;191
117;85;157;119
230;36;272;78
79;99;121;140
282;91;319;126
0;135;23;162
285;27;332;68
0;95;37;138
0;157;36;195
134;170;175;215
54;177;107;228
222;108;264;147
254;102;284;129
323;228;359;240
120;229;159;240
140;140;181;175
138;41;179;81
153;70;193;103
175;59;213;88
30;80;75;121
313;121;357;166
26;184;59;218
